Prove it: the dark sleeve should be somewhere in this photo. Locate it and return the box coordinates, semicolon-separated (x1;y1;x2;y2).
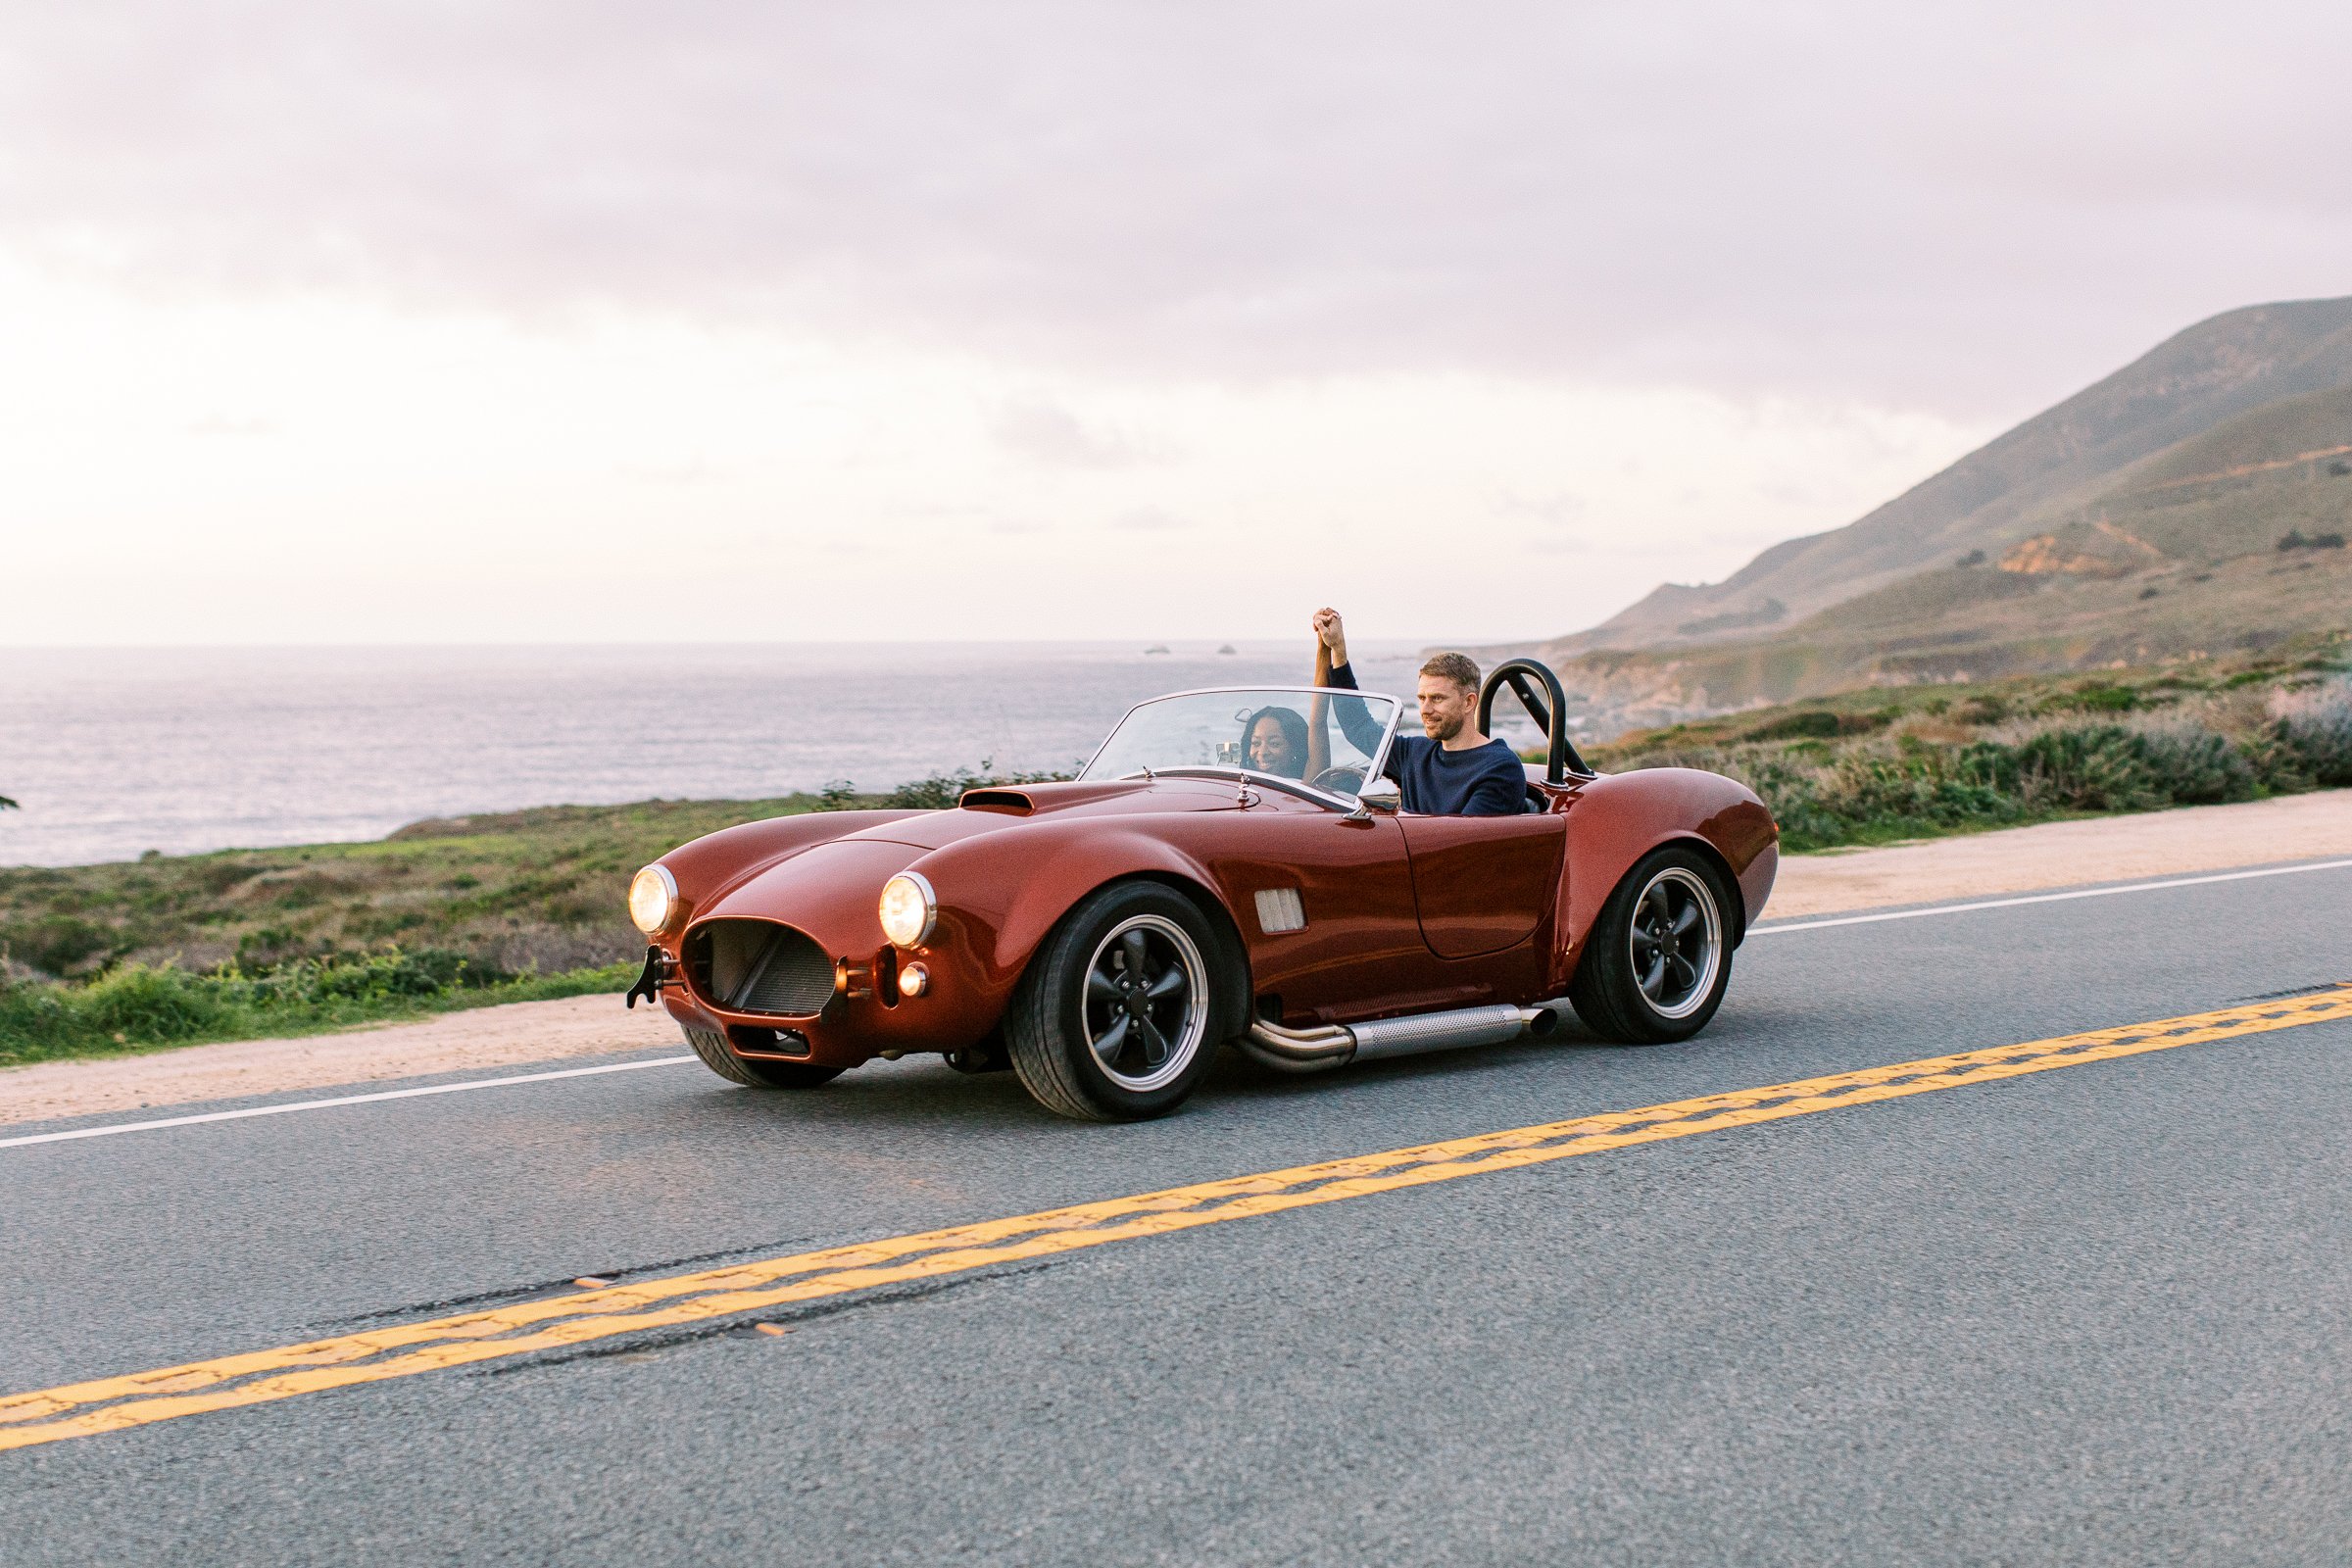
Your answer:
1460;752;1529;816
1322;660;1386;760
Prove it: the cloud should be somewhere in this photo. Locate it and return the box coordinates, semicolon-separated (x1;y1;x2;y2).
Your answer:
3;2;2348;417
988;397;1148;468
1110;506;1188;531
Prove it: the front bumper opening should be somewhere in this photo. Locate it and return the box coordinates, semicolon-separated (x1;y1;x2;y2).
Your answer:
728;1025;813;1059
685;919;836;1018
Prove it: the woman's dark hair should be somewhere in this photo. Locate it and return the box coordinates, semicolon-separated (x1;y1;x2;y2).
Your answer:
1241;705;1310;778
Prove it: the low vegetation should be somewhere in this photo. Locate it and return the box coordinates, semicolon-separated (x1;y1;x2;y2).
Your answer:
1588;662;2352;854
0;766;1055;1068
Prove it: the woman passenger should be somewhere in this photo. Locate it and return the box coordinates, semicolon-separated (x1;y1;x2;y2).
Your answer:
1242;706;1310;779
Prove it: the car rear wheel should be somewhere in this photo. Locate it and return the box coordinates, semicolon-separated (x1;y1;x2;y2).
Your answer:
1005;882;1224;1121
1568;847;1735;1044
683;1027;845;1090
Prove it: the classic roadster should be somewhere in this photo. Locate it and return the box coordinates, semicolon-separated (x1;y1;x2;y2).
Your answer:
624;660;1777;1121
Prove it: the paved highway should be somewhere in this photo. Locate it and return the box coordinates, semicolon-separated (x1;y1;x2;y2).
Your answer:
5;862;2350;1565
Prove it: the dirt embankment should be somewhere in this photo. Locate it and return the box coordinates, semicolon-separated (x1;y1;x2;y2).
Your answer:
6;790;2348;1127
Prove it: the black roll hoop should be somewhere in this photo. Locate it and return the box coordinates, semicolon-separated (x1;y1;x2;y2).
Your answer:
1476;658;1593;785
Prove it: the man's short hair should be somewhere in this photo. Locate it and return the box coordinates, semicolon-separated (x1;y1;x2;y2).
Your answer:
1420;651;1481;692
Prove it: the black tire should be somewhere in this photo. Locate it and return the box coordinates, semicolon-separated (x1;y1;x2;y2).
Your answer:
1568;846;1736;1044
1005;882;1227;1122
684;1027;845;1090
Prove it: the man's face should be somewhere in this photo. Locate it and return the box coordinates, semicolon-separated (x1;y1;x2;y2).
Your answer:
1416;674;1476;742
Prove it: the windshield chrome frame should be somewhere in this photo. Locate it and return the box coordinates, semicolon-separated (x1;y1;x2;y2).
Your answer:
1079;684;1404;812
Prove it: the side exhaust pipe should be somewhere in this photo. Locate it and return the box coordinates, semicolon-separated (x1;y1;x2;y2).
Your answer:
1238;1002;1559;1074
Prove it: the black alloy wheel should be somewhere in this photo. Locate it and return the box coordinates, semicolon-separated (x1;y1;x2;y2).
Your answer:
1006;881;1227;1121
683;1027;845;1090
1568;846;1735;1044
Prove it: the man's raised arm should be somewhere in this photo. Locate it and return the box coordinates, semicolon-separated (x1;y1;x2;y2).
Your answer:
1312;608;1387;760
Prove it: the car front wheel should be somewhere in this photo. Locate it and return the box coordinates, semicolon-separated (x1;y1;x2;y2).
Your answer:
1568;847;1735;1044
1005;882;1224;1121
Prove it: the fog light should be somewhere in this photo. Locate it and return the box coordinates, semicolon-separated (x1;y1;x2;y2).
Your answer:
899;962;929;998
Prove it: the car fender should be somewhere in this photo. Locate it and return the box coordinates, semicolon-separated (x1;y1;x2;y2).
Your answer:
917;818;1241;1004
1560;770;1779;985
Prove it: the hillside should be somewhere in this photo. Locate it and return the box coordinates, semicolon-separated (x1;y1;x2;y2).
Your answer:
1514;297;2352;733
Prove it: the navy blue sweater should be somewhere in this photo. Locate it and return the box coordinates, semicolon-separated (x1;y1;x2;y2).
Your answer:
1326;661;1527;815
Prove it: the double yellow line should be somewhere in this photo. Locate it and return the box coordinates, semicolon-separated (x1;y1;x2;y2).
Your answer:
6;985;2347;1453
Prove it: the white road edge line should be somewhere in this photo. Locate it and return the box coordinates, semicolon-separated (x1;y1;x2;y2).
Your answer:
0;1055;697;1150
14;856;2352;1151
1748;857;2352;935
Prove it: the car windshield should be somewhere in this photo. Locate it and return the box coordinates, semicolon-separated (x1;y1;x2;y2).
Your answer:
1081;687;1400;803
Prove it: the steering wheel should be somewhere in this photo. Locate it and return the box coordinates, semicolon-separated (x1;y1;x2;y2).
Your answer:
1307;765;1365;796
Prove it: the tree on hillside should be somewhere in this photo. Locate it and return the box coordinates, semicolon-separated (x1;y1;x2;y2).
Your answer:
0;795;16;809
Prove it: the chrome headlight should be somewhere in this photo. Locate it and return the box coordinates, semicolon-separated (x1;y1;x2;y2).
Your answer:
628;864;678;936
878;871;937;948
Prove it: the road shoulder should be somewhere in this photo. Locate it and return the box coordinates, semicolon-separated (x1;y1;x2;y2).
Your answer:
1769;788;2352;918
1;993;681;1127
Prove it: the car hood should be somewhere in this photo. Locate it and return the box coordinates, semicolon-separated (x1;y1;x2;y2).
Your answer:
843;776;1250;850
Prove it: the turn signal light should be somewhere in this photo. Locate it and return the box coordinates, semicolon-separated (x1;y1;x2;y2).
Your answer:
899;962;929;998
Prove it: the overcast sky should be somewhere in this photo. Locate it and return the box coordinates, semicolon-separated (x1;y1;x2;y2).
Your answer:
5;1;2348;646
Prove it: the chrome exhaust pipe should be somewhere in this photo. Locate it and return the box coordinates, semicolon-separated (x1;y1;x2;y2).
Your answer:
1239;1003;1559;1074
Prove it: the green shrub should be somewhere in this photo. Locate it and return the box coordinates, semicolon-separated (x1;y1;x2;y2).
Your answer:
1744;710;1841;742
0;914;116;976
75;963;235;1043
2040;684;2139;715
2133;725;2258;804
2274;681;2352;786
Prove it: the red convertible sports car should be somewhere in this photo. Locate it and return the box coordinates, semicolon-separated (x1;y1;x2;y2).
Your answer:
624;660;1778;1121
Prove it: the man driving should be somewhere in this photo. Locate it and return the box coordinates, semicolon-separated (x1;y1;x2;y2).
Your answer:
1313;608;1527;815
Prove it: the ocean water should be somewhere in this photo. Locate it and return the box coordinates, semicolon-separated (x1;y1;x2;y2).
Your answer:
0;642;1440;867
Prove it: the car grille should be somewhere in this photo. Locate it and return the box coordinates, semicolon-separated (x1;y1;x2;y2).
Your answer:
688;920;836;1017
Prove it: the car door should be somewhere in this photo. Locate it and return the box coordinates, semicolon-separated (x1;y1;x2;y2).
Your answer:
1396;811;1566;957
1183;800;1460;1023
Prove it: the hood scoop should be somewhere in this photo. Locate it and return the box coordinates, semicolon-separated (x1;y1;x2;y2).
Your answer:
956;779;1158;816
958;788;1035;814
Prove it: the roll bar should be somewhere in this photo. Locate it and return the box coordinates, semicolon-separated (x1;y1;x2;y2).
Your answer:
1477;658;1593;784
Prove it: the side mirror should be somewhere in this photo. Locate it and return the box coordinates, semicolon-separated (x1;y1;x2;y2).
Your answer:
1352;778;1400;814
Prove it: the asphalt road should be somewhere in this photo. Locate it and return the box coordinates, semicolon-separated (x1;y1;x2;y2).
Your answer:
6;863;2351;1566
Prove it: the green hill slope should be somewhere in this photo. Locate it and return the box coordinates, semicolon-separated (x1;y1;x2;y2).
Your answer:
1558;296;2352;658
1514;301;2352;732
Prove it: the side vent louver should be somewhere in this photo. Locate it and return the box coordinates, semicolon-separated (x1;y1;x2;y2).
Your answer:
1254;887;1307;935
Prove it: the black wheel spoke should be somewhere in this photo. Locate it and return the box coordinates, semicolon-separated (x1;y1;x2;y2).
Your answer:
1144;967;1185;1002
1120;929;1152;981
1091;1014;1131;1063
1670;902;1701;938
1087;966;1123;1004
1639;951;1668;997
1133;1013;1171;1066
